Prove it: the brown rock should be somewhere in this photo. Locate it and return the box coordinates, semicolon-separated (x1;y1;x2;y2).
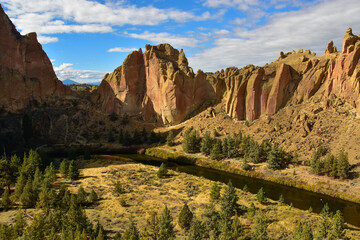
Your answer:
0;5;70;112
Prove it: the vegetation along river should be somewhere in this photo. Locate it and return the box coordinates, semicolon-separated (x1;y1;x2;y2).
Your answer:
113;154;360;228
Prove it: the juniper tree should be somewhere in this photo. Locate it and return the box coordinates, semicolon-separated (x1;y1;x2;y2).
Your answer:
182;129;201;153
220;180;238;228
166;131;175;146
122;216;139;240
210;139;222;160
88;189;98;203
178;203;193;231
202;203;220;238
256;187;266;204
20;178;36;208
59;159;69;177
140;211;159;240
251;211;268;240
68;160;79;180
210;182;221;201
188;217;203;240
337;150;350;179
77;186;88;206
1;188;11;210
316;203;332;239
200;131;213;156
44;162;57;183
158;205;175;240
329;210;345;239
157;163;167;178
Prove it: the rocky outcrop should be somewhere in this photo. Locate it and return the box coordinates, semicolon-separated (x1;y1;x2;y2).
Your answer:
97;44;224;124
98;28;360;124
0;5;70;112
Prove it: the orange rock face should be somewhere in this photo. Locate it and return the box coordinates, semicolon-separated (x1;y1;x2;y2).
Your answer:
98;28;360;124
98;44;224;124
0;5;70;112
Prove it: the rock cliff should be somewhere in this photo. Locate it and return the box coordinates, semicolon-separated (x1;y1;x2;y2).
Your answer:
0;5;70;112
97;44;224;124
98;28;360;124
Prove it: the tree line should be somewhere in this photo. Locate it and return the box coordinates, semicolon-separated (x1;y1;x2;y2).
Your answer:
179;128;293;170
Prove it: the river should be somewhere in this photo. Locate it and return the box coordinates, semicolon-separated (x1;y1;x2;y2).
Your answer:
117;154;360;227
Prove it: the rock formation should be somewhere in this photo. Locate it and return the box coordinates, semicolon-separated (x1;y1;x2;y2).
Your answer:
0;4;70;112
97;44;224;124
98;28;360;124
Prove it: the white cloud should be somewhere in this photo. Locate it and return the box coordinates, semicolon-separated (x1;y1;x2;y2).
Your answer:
189;0;360;72
125;31;200;49
107;47;138;53
37;35;58;44
54;63;108;83
2;0;217;39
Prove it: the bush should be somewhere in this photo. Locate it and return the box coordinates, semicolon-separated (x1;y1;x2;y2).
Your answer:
157;163;167;178
256;187;266;204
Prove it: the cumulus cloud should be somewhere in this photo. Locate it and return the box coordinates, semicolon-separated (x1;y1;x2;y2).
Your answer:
125;31;200;49
54;63;108;83
37;35;59;44
189;0;360;72
2;0;217;39
107;47;138;53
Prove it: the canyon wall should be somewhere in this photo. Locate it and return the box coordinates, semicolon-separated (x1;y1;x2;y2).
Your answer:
0;5;70;112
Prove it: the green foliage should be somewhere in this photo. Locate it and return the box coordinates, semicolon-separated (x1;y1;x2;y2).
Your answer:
267;144;292;170
210;182;221;201
241;159;251;171
316;203;332;239
20;178;36;208
220;180;238;225
278;194;285;204
157;163;167;178
200;131;213;156
251;211;268;240
178;203;193;231
202;203;220;238
68;160;79;180
2;188;11;210
182;129;201;154
243;184;249;192
188;217;204;240
88;189;98;203
108;129;115;143
122;217;139;240
114;181;125;195
247;202;256;218
140;211;159;240
120;198;127;207
14;172;26;200
45;162;57;183
210;139;222;160
121;113;130;125
158;205;175;240
329;210;345;239
166;131;175;146
60;159;69;177
256;187;266;204
132;129;142;145
77;186;88;206
294;222;313;240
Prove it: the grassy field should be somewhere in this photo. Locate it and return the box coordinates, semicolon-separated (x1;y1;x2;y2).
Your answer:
1;157;360;239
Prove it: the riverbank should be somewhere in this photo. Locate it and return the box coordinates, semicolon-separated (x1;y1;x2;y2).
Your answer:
145;147;360;204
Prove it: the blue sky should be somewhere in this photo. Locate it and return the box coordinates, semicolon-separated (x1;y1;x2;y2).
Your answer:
2;0;360;83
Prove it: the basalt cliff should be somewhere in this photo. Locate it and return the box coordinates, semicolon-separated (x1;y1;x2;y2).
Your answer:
0;5;70;112
98;28;360;125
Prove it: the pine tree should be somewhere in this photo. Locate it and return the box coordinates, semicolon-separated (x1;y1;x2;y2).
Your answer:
220;180;238;227
230;217;242;240
0;158;12;192
118;129;124;144
294;222;313;240
140;211;159;240
182;129;201;153
251;211;268;240
37;186;51;209
210;182;221;201
45;162;57;183
77;186;88;206
68;160;79;180
278;194;285;204
141;127;148;143
20;178;36;208
247;202;257;218
200;131;213;156
132;129;142;145
316;203;332;239
32;167;43;195
210;139;222;160
202;203;220;238
12;211;26;238
178;203;193;231
188;217;203;240
107;129;115;143
122;216;139;240
89;189;98;204
256;187;266;204
157;163;167;178
337;150;350;179
166;131;175;146
1;188;11;210
329;210;345;239
60;159;69;177
243;184;249;192
14;172;26;200
114;181;125;195
158;205;175;240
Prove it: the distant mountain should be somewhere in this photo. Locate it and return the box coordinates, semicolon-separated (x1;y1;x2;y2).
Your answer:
62;79;101;85
62;79;80;85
